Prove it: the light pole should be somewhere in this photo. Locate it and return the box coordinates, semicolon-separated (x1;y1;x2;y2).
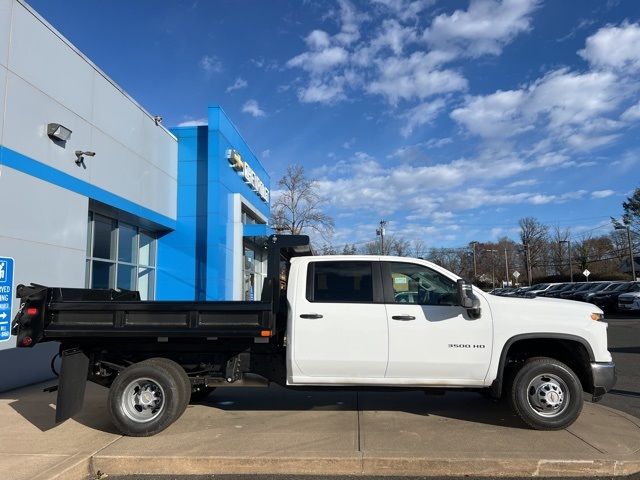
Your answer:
615;225;636;281
522;244;532;286
504;247;509;286
376;220;387;255
485;249;497;288
470;241;479;282
559;240;573;282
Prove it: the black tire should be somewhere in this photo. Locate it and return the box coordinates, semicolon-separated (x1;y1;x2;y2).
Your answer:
108;360;188;436
189;386;216;403
509;357;583;430
140;358;191;414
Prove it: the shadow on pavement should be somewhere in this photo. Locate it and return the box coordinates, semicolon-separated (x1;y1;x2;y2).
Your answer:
196;386;527;430
2;383;121;435
4;382;528;435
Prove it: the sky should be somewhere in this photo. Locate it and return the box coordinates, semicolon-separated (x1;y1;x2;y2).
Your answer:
28;0;640;249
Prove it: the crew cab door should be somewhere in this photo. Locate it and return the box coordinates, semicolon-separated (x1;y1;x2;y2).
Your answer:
382;261;492;383
290;260;388;379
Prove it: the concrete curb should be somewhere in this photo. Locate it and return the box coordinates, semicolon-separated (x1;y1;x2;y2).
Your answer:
68;454;640;478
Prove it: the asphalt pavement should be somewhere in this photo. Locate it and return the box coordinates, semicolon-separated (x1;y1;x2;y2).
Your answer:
599;315;640;419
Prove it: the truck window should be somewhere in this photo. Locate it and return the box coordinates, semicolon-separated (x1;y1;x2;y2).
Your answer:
386;262;457;306
307;261;373;303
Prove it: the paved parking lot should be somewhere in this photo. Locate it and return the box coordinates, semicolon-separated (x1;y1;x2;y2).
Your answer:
599;314;640;419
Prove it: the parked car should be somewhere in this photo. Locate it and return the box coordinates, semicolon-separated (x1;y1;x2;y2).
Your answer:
592;282;640;313
558;282;604;300
538;283;572;298
618;290;640;312
571;282;620;303
528;283;561;295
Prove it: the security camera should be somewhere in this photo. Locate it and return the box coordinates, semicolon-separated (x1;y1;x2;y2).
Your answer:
154;115;163;126
74;150;96;168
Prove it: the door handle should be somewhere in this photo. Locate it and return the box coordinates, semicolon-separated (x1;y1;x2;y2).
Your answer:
391;315;416;321
300;313;323;319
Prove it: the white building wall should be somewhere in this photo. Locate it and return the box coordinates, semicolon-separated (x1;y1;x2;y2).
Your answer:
0;0;178;390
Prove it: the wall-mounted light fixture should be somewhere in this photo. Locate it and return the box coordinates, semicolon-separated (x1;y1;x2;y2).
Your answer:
75;150;95;169
47;123;72;142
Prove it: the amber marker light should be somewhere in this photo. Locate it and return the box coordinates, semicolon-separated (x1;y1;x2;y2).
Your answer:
591;313;604;321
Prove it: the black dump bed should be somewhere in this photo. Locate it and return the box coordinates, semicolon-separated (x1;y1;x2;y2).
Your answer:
11;234;311;347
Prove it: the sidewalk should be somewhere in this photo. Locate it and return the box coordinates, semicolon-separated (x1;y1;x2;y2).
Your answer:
1;381;639;479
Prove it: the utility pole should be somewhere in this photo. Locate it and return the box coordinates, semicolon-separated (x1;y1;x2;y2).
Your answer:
504;247;509;286
559;240;573;282
523;244;532;286
470;241;479;283
485;249;497;289
616;225;636;281
376;220;387;255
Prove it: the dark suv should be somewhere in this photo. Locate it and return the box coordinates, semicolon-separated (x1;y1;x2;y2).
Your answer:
591;282;640;312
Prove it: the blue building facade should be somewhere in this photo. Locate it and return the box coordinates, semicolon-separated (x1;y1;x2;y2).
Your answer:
156;106;272;301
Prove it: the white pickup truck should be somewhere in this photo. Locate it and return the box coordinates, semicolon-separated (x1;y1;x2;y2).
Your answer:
13;235;616;436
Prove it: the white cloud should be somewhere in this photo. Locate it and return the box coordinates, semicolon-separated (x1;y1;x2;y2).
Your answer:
591;189;615;199
451;62;631;151
287;46;349;74
199;55;222;75
177;118;207;127
579;22;640;72
368;52;467;104
297;79;347;104
621;101;640;122
401;99;446;137
451;89;528;138
261;149;271;159
242;99;266;117
226;77;248;92
424;0;540;58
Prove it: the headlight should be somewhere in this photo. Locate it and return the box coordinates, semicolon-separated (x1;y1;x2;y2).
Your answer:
591;312;604;321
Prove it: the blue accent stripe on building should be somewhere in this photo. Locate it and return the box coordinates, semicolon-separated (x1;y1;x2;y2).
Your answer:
0;145;176;230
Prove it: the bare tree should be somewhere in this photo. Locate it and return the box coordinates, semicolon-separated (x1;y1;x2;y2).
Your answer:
341;244;357;255
550;225;571;276
519;217;549;282
412;239;428;259
271;165;334;238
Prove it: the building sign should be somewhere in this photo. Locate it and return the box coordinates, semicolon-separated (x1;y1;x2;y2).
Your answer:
0;257;14;342
226;149;270;203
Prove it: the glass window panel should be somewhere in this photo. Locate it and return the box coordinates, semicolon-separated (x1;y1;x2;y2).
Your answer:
92;215;115;260
311;261;373;303
91;260;113;289
118;223;137;263
117;264;136;291
138;267;154;300
387;262;457;306
139;231;155;266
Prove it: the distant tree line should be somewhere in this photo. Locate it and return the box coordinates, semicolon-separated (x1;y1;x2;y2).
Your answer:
272;165;639;286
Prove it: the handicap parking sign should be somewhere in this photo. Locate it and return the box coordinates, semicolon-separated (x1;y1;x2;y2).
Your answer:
0;257;14;342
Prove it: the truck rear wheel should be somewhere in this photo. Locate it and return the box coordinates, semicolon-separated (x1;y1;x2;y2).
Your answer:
140;358;191;413
509;357;583;430
108;360;188;436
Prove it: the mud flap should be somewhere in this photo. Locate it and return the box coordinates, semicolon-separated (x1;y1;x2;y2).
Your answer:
55;348;89;423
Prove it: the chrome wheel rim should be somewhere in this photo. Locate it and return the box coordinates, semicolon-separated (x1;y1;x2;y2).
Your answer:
121;377;165;423
526;373;570;418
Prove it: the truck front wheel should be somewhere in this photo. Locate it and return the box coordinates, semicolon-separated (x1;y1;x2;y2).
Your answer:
108;361;188;436
510;357;583;430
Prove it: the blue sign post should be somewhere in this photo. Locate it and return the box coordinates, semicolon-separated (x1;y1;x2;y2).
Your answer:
0;257;14;342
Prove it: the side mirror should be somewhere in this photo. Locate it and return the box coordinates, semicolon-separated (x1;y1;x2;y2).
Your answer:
457;279;482;319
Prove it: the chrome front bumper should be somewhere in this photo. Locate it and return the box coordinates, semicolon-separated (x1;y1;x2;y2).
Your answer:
591;361;616;401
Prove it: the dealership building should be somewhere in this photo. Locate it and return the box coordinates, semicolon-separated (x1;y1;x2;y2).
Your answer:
0;0;271;390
